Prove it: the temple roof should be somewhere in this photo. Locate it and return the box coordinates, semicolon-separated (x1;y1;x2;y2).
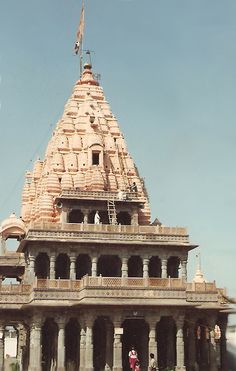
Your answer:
21;64;150;225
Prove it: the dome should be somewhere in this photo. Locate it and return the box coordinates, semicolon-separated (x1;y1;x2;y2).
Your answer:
0;213;26;237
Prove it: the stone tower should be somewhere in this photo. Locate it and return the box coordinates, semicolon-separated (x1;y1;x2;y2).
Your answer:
0;63;230;371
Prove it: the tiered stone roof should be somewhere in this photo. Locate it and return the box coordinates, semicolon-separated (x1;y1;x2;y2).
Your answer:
21;64;151;225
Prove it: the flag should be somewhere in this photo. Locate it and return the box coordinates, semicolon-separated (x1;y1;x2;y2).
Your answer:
74;1;85;55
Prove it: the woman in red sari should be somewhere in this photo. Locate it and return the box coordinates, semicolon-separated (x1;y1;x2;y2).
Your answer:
128;346;138;371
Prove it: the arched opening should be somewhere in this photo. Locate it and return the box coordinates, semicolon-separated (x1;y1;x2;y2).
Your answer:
3;325;18;363
97;255;121;277
55;254;70;279
149;256;161;277
88;210;109;224
41;318;58;371
196;319;210;370
93;317;114;371
68;209;84;223
35;253;50;278
128;256;143;277
117;211;131;225
122;319;149;371
156;316;176;370
167;256;180;278
65;318;80;370
76;254;91;279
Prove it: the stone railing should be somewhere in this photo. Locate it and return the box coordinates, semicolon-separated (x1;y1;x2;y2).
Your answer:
26;223;189;245
59;190;141;201
0;277;224;306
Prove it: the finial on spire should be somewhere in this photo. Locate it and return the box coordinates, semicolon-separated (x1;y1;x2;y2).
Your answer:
193;251;206;283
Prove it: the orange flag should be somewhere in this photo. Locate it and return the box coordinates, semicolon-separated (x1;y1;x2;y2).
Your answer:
74;1;85;55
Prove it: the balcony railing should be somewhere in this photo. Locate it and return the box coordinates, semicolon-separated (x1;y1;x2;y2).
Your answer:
26;222;190;245
59;190;141;202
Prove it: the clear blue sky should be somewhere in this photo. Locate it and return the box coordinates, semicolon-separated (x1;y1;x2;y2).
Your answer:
0;0;236;314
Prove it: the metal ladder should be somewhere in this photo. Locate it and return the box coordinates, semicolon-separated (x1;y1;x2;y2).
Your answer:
107;199;118;225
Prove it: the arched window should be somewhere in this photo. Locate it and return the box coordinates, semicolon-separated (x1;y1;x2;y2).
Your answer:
117;211;131;225
97;255;121;277
55;254;70;279
68;209;84;223
128;256;143;277
35;253;50;278
76;254;91;279
167;256;180;278
149;256;161;277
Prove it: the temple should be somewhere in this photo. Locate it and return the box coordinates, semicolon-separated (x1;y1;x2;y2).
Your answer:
0;62;230;371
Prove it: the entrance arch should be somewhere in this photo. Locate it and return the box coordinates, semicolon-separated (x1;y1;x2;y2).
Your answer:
122;319;149;371
41;318;58;371
65;318;80;370
157;316;176;369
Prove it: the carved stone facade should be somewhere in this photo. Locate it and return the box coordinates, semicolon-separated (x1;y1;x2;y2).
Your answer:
0;64;229;371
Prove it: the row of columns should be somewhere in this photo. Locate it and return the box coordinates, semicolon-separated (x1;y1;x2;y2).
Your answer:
27;315;187;371
28;255;188;280
0;315;228;371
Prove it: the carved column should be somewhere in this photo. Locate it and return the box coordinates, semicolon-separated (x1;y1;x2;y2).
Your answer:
29;255;36;281
70;255;76;280
131;211;138;226
79;324;86;371
113;317;123;371
121;257;128;278
84;210;89;224
49;253;56;279
0;324;5;371
208;318;217;371
61;209;67;223
219;316;228;371
161;258;167;278
143;258;149;278
28;316;42;371
105;322;113;369
180;259;187;281
147;317;159;370
175;316;186;371
187;321;196;371
91;256;98;277
85;315;94;371
57;318;66;371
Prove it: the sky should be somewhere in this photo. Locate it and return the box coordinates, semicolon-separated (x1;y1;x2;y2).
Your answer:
0;0;236;319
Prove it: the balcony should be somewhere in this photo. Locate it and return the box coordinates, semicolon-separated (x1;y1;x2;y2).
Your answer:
24;222;192;247
58;190;142;202
0;277;223;308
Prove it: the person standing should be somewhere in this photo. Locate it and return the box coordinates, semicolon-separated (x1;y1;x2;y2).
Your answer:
128;346;138;371
149;353;157;371
94;211;100;224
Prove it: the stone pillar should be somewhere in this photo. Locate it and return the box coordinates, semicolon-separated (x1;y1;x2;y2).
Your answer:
57;319;65;371
84;210;89;224
121;257;128;278
0;325;5;371
29;255;36;282
0;237;6;255
113;317;123;371
85;316;94;371
180;259;187;281
28;317;42;371
70;255;76;280
61;209;68;223
208;318;217;371
105;322;114;369
49;254;56;279
147;318;159;370
175;317;186;371
143;258;149;278
80;326;86;371
219;316;228;371
91;256;97;277
187;322;196;371
161;258;168;278
131;211;138;226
